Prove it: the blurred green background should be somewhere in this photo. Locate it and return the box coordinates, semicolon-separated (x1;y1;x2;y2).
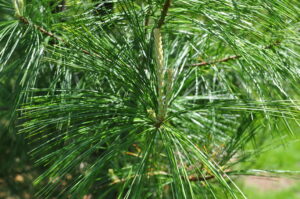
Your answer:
239;135;300;199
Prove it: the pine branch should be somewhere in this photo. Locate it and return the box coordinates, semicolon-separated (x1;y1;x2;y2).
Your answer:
157;0;172;28
18;16;92;55
18;16;64;42
107;170;241;186
189;55;241;67
189;40;281;68
8;1;299;197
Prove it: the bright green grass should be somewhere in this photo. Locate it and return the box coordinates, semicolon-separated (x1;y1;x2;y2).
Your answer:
242;184;300;199
240;135;300;199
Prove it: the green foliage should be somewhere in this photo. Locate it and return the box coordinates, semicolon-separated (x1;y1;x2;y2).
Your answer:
1;0;300;198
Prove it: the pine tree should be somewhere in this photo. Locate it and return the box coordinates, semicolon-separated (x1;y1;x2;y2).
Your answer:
1;0;300;198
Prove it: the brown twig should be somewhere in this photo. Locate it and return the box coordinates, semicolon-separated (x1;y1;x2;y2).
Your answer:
18;16;92;55
106;171;236;187
265;40;281;49
190;55;241;67
19;16;64;42
188;174;221;182
0;106;10;111
189;40;282;68
124;152;140;157
144;6;151;27
157;0;172;28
